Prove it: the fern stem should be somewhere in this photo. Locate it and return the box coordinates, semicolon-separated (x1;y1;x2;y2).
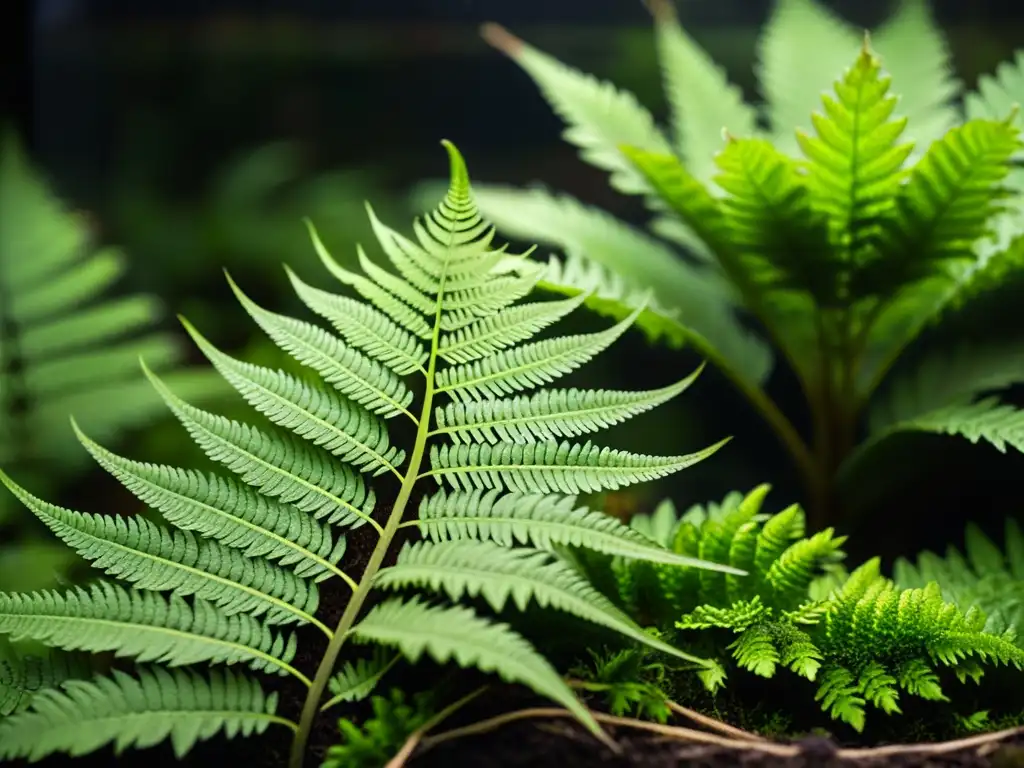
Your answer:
287;258;451;768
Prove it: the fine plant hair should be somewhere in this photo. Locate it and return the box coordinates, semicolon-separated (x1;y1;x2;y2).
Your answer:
0;141;743;767
0;130;223;593
576;487;1024;732
470;0;1024;531
894;519;1024;641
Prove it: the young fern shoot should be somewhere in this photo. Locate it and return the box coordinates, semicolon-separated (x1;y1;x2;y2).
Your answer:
0;141;738;767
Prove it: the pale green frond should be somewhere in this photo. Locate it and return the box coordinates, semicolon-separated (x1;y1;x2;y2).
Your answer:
142;363;376;529
797;46;913;262
182;319;405;478
439;269;546;332
351;597;602;737
438;293;587;364
305;222;433;339
532;252;773;386
468;185;730;310
868;343;1024;434
964;50;1024;252
944;233;1024;314
649;0;758;179
415;489;743;573
715;136;837;305
375;540;712;665
0;130;224;479
73;425;352;581
0;645;90;717
888;398;1024;454
860;118;1021;294
0;470;321;627
428;437;727;495
0;583;300;679
287;265;428;376
225;273;414;420
433;369;700;445
872;0;960;154
0;667;287;761
757;0;861;153
480;23;673;196
322;650;398;711
435;304;644;402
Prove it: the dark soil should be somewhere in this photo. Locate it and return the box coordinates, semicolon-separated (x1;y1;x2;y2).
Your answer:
412;719;1024;768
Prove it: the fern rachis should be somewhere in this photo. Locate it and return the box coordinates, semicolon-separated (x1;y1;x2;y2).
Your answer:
0;141;739;767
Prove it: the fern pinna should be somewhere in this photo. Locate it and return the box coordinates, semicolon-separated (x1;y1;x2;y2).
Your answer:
0;141;739;766
585;486;1024;732
894;519;1024;640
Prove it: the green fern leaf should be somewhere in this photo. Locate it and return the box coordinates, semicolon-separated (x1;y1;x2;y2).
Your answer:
376;539;712;665
649;0;758;180
0;583;302;680
757;0;860;154
479;23;672;196
323;650;398;710
872;0;960;155
415;489;741;571
287;266;428;376
429;437;727;495
0;470;322;628
861;118;1021;293
227;274;415;420
141;364;377;528
351;597;602;736
797;45;913;270
0;644;89;716
70;427;352;581
530;251;773;386
434;368;700;445
0;667;284;761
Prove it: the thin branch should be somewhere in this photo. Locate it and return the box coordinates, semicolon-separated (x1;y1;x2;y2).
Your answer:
384;687;489;768
664;699;771;744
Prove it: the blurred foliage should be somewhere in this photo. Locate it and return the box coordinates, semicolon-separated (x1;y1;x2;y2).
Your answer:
0;128;228;593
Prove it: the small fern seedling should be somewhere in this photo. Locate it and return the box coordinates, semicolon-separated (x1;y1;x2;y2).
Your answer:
894;519;1024;639
584;486;1024;731
0;141;740;767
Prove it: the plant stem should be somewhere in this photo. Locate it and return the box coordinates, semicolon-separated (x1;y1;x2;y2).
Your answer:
286;267;449;768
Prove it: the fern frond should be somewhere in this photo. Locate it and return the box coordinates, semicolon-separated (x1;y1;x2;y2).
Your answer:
0;130;223;474
863;118;1021;292
434;304;643;402
815;665;866;731
287;266;428;376
322;649;398;711
730;625;780;677
649;0;758;180
756;0;860;153
797;45;913;272
0;583;302;680
227;273;415;420
0;470;322;627
70;428;352;581
531;251;773;386
428;437;727;495
888;398;1024;453
868;343;1024;435
479;23;673;197
375;539;711;665
142;364;377;529
351;597;602;736
434;369;699;445
0;645;89;716
0;667;287;761
415;489;741;571
182;320;405;478
872;0;960;154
